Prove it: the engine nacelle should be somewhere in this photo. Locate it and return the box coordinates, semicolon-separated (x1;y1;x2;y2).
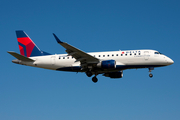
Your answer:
97;60;116;69
103;71;123;78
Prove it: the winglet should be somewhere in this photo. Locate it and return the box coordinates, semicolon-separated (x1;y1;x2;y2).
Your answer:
53;33;63;43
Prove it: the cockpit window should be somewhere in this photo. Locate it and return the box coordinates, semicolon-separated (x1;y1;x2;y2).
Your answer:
154;52;159;54
154;52;163;55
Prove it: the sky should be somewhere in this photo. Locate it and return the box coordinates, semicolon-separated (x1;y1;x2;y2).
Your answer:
0;0;180;120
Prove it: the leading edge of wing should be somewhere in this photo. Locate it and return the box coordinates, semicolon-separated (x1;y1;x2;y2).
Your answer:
52;33;99;63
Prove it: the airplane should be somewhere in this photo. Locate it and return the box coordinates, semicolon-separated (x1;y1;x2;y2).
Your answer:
8;30;174;83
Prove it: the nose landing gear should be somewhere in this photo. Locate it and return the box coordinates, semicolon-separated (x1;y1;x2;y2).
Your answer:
148;67;154;78
149;73;153;78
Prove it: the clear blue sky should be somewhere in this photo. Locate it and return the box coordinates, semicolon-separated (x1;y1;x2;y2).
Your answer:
1;0;180;120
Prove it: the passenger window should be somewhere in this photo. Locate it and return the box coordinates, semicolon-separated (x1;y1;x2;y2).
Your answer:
134;53;136;55
130;54;132;55
125;54;127;56
121;54;123;56
107;55;109;57
103;55;105;57
67;57;69;59
63;57;65;59
112;54;114;56
116;54;118;56
99;55;101;57
139;53;141;55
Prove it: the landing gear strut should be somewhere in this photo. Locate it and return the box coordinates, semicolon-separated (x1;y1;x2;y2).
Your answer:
148;67;154;78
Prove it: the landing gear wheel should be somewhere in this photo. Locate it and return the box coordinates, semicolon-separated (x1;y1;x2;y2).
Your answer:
148;67;154;78
149;73;153;78
92;76;98;83
86;71;93;77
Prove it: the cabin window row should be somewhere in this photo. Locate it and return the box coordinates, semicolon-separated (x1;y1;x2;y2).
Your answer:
95;53;141;57
59;56;74;59
58;53;141;59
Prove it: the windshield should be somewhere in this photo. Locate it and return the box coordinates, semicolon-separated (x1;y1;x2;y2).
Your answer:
154;52;163;55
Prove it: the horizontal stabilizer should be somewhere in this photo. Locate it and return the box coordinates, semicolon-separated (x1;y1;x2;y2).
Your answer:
7;51;34;62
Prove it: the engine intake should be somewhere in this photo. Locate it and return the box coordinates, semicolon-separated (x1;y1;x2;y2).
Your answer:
97;60;116;69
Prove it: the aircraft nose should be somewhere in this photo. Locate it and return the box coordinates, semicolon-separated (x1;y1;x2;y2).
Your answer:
166;57;174;65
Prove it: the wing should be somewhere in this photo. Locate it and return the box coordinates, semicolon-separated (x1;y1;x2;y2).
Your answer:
53;34;99;66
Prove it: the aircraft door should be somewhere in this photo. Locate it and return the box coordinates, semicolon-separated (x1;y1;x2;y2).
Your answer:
144;51;149;60
51;56;56;65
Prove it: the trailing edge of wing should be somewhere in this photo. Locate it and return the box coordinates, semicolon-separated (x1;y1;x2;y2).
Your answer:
53;33;99;63
7;51;34;62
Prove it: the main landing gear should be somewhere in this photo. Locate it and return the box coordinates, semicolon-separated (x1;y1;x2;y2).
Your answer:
86;71;93;77
92;76;98;83
148;67;154;78
86;71;98;83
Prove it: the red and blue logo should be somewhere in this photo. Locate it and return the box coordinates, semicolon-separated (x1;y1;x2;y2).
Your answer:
16;31;45;57
18;37;36;57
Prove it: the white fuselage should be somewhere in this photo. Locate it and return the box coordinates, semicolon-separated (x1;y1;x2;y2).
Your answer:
15;49;174;74
9;30;174;82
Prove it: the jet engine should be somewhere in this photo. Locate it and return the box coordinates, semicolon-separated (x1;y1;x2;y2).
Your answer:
97;60;116;69
103;71;123;78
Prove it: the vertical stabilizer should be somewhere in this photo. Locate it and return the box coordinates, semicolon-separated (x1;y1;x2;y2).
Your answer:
16;30;50;57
